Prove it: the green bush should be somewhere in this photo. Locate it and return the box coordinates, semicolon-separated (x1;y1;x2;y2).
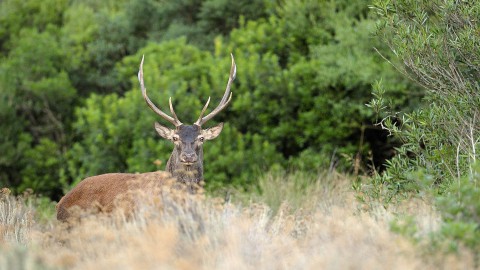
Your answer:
0;23;75;195
226;0;418;172
365;0;480;254
0;0;416;197
435;171;480;253
0;0;271;196
369;0;480;189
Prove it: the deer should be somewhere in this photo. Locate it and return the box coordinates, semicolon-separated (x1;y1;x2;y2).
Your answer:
56;54;236;221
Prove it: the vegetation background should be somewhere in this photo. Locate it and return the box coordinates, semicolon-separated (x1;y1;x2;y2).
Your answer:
1;0;479;267
0;0;421;198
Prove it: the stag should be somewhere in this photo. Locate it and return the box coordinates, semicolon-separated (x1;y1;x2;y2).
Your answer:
56;54;236;221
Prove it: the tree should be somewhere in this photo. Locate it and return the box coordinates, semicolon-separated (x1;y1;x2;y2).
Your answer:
367;0;480;252
370;0;480;193
223;0;419;172
0;26;75;197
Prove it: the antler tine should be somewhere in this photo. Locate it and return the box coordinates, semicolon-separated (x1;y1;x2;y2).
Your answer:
195;53;236;126
168;97;182;125
194;97;211;125
138;55;182;127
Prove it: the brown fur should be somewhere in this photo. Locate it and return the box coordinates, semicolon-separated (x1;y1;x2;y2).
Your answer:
56;171;173;221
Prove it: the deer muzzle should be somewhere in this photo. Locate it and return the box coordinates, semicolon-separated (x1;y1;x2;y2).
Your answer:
180;152;198;164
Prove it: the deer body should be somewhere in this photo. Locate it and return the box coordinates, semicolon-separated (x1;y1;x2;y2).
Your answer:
56;55;236;221
56;171;171;221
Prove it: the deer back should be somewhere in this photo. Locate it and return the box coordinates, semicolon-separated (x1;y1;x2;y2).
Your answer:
56;171;172;221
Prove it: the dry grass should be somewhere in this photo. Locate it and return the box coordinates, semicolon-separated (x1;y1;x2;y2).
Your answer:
0;188;33;245
0;173;476;269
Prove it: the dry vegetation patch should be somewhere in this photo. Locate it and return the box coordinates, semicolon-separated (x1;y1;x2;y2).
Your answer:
0;173;476;269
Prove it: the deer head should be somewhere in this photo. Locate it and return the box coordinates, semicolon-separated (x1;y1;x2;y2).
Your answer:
138;54;236;184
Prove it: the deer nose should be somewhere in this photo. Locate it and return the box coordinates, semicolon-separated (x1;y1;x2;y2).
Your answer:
180;153;197;163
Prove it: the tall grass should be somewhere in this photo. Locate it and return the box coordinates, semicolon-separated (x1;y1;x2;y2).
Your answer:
0;188;32;245
0;172;475;269
240;170;349;214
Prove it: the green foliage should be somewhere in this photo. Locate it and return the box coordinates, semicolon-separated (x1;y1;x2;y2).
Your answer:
225;0;418;172
436;173;480;253
384;166;480;254
0;23;75;193
364;0;480;254
0;0;271;195
0;0;415;197
123;0;268;49
20;139;64;197
0;0;69;52
437;167;480;226
368;0;480;196
61;1;139;95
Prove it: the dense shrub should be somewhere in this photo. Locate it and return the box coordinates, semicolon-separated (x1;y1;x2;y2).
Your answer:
0;0;271;196
0;0;417;196
225;0;419;172
368;0;480;197
366;0;480;253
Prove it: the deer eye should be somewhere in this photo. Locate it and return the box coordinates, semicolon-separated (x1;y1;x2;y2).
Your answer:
198;136;204;142
172;136;179;142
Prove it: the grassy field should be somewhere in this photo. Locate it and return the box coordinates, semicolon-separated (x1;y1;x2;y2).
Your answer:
0;172;475;269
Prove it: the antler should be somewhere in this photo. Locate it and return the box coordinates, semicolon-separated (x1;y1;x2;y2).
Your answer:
138;55;182;127
195;53;236;126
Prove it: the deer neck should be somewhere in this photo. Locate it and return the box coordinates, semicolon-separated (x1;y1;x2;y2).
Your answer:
166;148;204;184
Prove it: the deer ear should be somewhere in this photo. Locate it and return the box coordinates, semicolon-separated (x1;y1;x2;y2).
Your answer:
154;122;175;140
202;122;224;141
